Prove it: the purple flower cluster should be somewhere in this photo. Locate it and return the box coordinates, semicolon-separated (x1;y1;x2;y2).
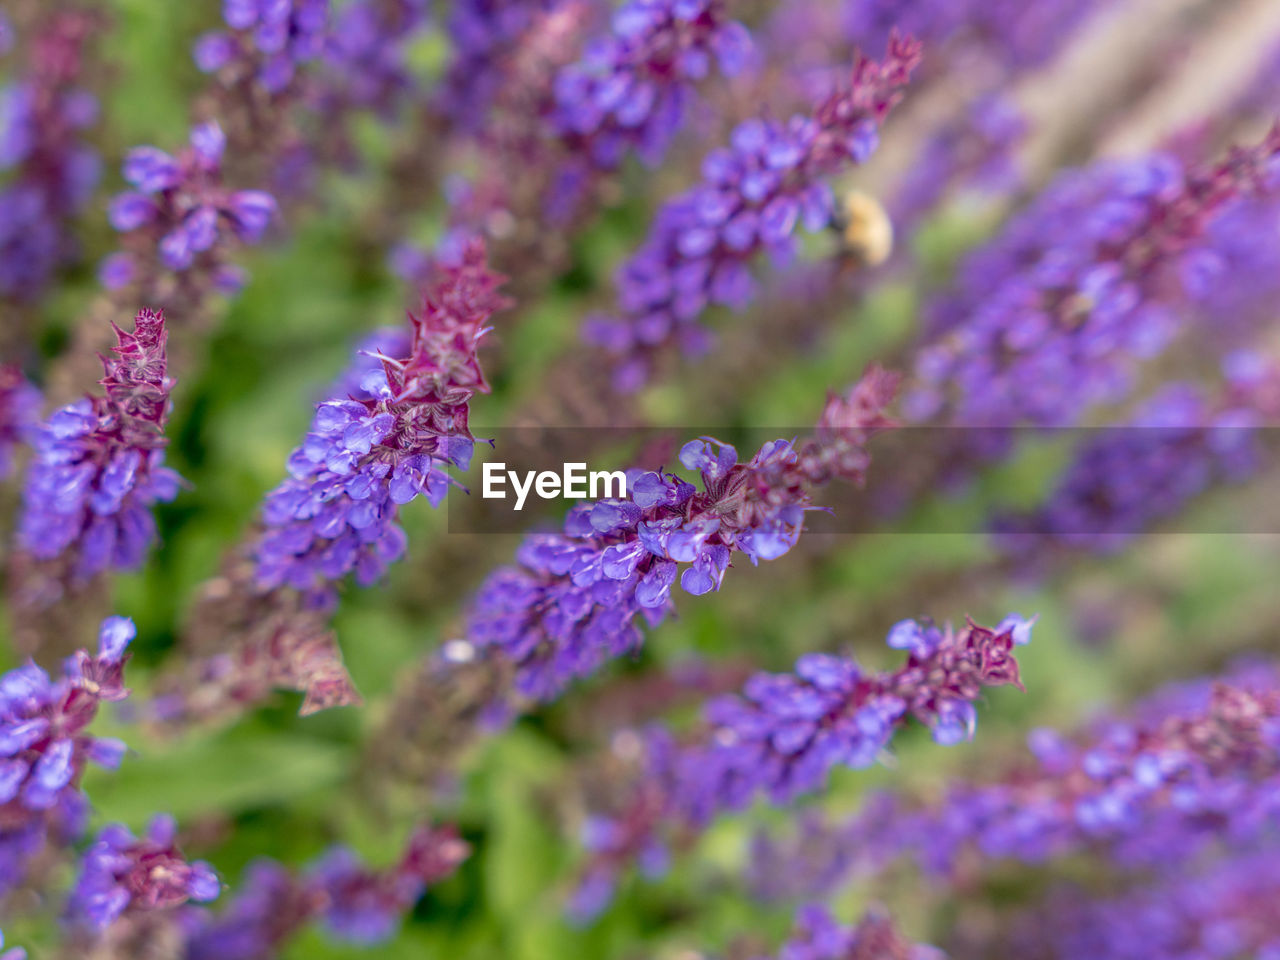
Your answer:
583;34;921;390
762;659;1280;897
102;122;276;288
0;617;135;895
467;369;897;700
889;93;1026;235
69;815;220;932
568;614;1032;920
194;0;329;94
993;358;1274;553
667;615;1034;822
0;9;100;302
18;309;181;581
0;932;23;960
1023;843;1280;959
761;904;941;960
254;240;507;605
322;326;412;403
320;0;431;118
181;824;469;955
904;130;1280;427
840;0;1108;75
0;365;40;479
438;0;562;129
307;824;471;942
1183;195;1280;343
552;0;752;169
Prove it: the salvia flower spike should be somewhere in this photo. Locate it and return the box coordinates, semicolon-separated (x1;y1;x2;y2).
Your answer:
18;309;181;581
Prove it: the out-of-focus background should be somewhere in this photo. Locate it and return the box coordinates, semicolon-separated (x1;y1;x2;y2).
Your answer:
4;0;1280;955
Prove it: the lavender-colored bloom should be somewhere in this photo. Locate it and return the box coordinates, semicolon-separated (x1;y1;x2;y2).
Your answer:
468;369;897;700
0;929;25;960
309;825;471;943
761;904;942;960
761;659;1280;901
181;824;469;958
669;615;1032;821
993;358;1273;553
69;815;219;931
194;0;328;93
904;130;1280;427
0;617;135;896
889;92;1026;234
583;34;920;390
0;366;39;479
254;241;507;605
1020;843;1280;960
552;0;752;169
19;309;181;581
841;0;1106;74
0;10;100;303
320;0;430;118
437;0;561;129
566;615;1030;921
1181;194;1280;343
105;122;277;282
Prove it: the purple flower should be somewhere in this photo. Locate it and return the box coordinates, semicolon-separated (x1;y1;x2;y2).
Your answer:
904;130;1280;428
194;0;329;91
1017;843;1280;960
0;10;101;302
182;824;468;957
0;366;39;479
993;361;1274;554
308;825;470;943
18;309;181;580
552;0;752;169
436;0;560;129
105;123;277;280
0;617;135;896
254;241;507;605
765;904;943;960
69;815;220;931
468;370;896;700
766;659;1280;900
670;616;1029;820
567;614;1030;920
584;34;921;389
318;0;431;118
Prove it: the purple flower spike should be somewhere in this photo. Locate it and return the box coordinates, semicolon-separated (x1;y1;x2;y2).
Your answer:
553;0;753;169
670;616;1029;820
0;616;137;896
584;34;921;388
468;369;897;700
754;660;1280;906
254;240;508;605
19;309;181;581
69;815;220;931
105;123;279;281
181;823;468;957
0;9;102;303
766;904;942;960
907;127;1280;428
568;613;1030;920
0;367;40;480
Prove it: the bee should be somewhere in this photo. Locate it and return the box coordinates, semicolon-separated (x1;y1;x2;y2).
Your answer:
837;189;894;267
